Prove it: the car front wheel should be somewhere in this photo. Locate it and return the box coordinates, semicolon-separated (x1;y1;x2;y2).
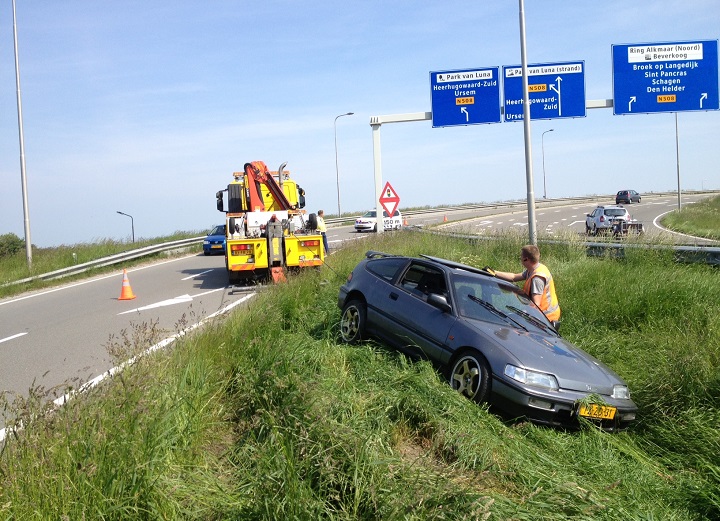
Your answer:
449;351;490;404
340;299;367;344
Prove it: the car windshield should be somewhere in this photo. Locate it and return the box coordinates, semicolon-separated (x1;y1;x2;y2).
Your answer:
452;274;554;333
209;225;225;236
363;211;377;218
605;209;627;217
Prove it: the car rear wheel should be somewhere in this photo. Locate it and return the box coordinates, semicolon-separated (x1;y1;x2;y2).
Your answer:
340;299;367;344
449;350;490;404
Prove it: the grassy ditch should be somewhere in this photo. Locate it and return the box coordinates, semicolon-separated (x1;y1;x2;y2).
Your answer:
1;232;719;519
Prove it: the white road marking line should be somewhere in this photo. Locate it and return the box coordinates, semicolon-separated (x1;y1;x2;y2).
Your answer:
0;332;28;344
117;287;226;315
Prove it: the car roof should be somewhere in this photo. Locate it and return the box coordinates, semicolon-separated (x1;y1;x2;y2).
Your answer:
364;251;495;278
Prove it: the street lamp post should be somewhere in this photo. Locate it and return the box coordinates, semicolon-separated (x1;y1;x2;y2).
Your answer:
116;211;135;243
541;129;554;199
334;112;354;217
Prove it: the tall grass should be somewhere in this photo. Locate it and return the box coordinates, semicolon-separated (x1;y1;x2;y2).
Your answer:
1;232;719;519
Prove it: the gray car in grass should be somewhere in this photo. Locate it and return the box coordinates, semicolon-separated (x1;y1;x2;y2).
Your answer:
338;251;637;431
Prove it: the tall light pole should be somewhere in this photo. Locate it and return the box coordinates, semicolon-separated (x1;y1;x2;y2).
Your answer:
116;211;135;243
334;112;354;217
13;0;31;268
541;129;554;199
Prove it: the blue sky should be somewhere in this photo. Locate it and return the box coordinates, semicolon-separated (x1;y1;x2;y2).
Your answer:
1;1;718;247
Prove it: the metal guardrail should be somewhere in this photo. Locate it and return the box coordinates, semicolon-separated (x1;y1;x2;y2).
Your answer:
422;228;720;266
3;237;204;287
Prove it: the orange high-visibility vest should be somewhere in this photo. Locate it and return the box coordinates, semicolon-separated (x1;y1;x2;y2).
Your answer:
523;263;560;322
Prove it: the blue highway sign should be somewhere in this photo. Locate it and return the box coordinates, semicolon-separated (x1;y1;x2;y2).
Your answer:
612;40;719;115
430;67;501;127
502;61;586;121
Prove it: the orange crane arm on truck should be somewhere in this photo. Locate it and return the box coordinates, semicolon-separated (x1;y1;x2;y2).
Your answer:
244;161;294;212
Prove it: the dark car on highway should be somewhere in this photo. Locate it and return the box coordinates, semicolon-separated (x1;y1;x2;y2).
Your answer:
616;190;641;204
338;251;637;430
203;225;226;255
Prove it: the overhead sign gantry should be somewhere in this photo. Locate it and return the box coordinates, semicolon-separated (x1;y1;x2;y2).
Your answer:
612;40;719;115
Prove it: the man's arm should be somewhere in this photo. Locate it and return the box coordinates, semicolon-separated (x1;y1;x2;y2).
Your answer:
493;270;525;283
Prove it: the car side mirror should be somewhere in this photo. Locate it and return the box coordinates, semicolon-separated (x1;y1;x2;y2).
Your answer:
427;293;451;313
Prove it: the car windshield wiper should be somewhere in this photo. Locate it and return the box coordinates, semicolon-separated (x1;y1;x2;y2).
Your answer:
506;305;556;333
467;295;528;331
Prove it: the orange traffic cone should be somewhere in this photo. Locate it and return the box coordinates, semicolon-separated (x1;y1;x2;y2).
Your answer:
118;269;136;300
403;217;408;226
443;215;448;222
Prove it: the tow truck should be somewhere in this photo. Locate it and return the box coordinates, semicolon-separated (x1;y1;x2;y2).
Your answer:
215;161;324;285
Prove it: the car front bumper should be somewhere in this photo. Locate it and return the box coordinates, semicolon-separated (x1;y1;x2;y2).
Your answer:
490;376;637;431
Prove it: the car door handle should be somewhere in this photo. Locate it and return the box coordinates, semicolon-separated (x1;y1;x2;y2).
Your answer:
389;292;399;301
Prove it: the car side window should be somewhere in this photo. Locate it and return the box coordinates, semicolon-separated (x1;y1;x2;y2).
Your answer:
399;264;446;300
366;258;408;282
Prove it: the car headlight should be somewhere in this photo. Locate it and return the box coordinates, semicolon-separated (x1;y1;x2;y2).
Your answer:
612;385;631;399
203;240;210;245
504;365;559;391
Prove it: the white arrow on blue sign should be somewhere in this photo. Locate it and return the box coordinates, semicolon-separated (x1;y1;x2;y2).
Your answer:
612;40;719;115
502;61;587;122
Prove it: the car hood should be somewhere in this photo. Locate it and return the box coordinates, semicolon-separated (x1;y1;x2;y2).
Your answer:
464;319;625;394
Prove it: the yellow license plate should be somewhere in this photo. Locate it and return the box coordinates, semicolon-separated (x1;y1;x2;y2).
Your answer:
578;404;616;420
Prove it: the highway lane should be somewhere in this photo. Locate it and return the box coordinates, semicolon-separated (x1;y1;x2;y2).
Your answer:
0;253;254;417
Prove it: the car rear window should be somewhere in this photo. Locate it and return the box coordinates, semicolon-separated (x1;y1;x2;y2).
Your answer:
605;209;627;216
366;258;407;282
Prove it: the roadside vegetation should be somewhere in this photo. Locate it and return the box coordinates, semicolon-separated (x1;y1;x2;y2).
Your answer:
661;194;720;240
0;230;203;299
1;229;719;519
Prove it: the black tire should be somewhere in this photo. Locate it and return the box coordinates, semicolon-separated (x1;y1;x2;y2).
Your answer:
307;213;318;231
340;299;367;344
373;224;377;232
448;350;491;404
204;251;211;256
585;223;591;235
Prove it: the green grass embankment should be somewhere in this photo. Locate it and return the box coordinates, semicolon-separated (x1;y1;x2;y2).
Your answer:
1;232;719;519
661;194;720;240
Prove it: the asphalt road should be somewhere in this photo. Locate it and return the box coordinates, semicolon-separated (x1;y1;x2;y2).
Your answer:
0;253;255;427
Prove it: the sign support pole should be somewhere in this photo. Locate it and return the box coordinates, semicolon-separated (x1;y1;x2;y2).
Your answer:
518;0;538;245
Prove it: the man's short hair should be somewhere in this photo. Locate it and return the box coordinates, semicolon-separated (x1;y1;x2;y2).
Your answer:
521;245;540;263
